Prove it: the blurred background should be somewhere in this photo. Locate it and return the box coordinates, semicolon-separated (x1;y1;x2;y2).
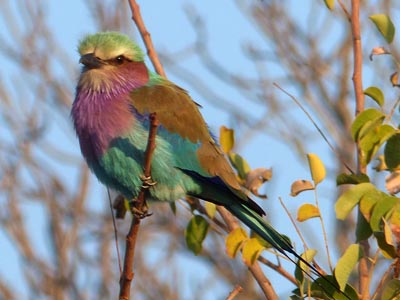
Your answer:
0;1;399;299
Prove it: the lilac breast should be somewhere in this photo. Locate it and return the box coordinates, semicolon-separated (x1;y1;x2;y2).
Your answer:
72;61;149;163
72;89;134;163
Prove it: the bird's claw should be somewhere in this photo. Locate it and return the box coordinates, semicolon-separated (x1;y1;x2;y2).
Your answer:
140;175;157;189
129;199;153;219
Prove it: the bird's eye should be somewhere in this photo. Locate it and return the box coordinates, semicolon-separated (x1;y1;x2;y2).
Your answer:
115;56;125;64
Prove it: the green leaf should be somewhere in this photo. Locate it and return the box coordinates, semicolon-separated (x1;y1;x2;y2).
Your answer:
297;203;320;222
351;108;385;141
390;206;400;227
370;195;398;232
385;133;400;170
382;279;400;300
228;152;251;180
359;124;395;166
375;231;397;258
336;173;370;185
294;249;317;285
383;218;394;246
324;0;335;10
219;126;234;153
307;153;326;185
311;275;359;300
364;86;385;107
335;183;376;220
356;211;373;242
185;215;209;255
334;244;363;291
359;190;380;221
370;14;396;44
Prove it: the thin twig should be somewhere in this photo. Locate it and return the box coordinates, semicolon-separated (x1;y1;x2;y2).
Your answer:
226;285;243;300
386;95;400;122
257;256;297;285
107;188;122;274
278;197;326;276
278;198;308;254
273;82;354;174
314;189;333;272
128;0;166;77
338;0;351;22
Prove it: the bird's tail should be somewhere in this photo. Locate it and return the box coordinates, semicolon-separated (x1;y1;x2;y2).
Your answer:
226;201;351;300
227;200;295;254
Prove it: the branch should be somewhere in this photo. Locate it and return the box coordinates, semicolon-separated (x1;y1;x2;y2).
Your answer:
128;0;166;77
273;82;355;174
350;1;369;299
119;1;163;299
226;285;243;300
217;207;278;300
119;113;159;300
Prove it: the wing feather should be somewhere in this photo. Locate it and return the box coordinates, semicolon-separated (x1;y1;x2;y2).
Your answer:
129;80;241;191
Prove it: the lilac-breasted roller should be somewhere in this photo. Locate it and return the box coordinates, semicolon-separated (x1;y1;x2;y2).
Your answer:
71;32;347;297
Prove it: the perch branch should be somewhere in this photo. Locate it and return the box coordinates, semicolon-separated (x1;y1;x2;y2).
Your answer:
119;1;163;299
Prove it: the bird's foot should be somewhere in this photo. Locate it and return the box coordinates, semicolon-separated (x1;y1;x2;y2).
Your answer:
129;199;153;219
140;175;157;189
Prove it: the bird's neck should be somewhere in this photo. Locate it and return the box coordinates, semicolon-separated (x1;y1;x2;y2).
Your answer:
77;61;149;96
72;61;149;160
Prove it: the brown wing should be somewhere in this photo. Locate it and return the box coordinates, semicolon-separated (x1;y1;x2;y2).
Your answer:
129;81;241;191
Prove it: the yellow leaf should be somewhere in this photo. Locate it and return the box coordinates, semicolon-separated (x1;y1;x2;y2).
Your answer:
390;208;400;226
324;0;334;10
205;202;217;218
225;227;248;258
290;179;314;196
220;126;234;153
250;231;272;248
242;238;266;266
390;210;400;244
297;203;320;222
390;72;400;87
307;153;326;185
294;249;317;285
383;219;394;246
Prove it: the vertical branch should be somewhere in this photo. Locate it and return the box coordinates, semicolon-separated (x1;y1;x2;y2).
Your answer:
118;114;158;300
351;0;365;118
350;1;369;299
127;0;166;77
119;1;163;299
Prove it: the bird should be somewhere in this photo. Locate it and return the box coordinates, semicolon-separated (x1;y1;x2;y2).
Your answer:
71;32;347;298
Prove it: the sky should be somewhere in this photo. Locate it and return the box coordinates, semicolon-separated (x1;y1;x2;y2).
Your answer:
1;0;398;299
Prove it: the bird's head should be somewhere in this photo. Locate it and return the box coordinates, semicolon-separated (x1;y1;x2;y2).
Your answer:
77;32;147;93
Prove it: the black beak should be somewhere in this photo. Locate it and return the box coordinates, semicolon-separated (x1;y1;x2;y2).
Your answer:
79;53;104;69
